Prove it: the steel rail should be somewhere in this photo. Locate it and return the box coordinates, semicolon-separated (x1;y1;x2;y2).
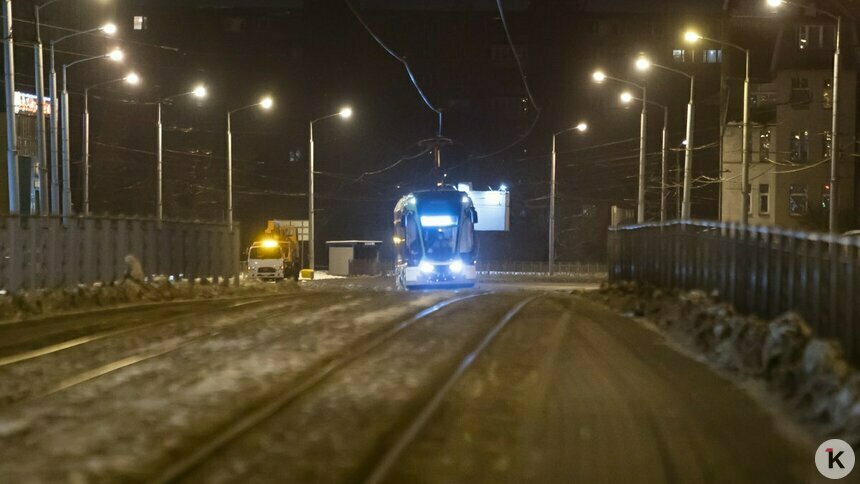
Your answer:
2;297;308;405
363;295;540;483
0;296;297;368
151;292;492;484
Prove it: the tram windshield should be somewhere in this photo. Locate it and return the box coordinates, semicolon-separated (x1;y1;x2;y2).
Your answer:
422;225;458;261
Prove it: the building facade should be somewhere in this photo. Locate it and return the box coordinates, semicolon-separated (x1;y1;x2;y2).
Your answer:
721;68;856;230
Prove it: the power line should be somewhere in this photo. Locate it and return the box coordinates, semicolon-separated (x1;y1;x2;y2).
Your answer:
343;0;443;137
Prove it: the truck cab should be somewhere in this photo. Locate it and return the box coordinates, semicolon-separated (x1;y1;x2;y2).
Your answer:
247;240;287;280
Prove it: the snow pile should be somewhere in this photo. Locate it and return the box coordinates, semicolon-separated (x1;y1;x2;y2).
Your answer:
0;277;299;324
300;270;346;281
599;281;860;445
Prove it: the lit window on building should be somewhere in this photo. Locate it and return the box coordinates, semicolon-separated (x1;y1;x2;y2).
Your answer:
759;184;770;215
759;127;771;162
790;130;809;163
672;49;686;63
823;79;833;108
703;49;722;64
821;183;831;210
823;130;833;158
798;25;824;50
791;77;811;105
133;15;147;31
789;184;808;215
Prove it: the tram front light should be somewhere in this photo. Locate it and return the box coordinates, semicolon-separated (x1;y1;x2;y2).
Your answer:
450;259;464;273
419;260;435;274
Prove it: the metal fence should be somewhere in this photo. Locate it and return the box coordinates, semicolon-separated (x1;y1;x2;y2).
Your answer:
0;215;241;292
477;260;607;275
608;220;860;360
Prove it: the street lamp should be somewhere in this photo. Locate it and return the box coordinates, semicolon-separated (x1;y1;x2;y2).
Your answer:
48;21;116;215
685;30;752;224
81;72;139;216
622;91;671;222
593;70;648;223
549;121;587;275
61;47;124;218
156;85;207;222
308;106;352;272
226;95;273;231
766;0;841;232
635;53;696;220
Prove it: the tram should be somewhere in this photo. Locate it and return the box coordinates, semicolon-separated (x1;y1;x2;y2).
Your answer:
393;188;478;289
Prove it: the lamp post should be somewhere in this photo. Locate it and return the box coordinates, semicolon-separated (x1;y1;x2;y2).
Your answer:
156;85;207;223
81;72;139;216
593;70;648;223
635;55;696;220
686;31;751;225
549;121;587;276
49;22;116;215
227;96;273;231
3;0;16;214
622;92;670;222
61;48;123;218
308;106;352;272
767;0;841;233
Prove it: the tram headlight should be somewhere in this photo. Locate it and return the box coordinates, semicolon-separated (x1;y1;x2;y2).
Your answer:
449;259;464;273
419;260;435;274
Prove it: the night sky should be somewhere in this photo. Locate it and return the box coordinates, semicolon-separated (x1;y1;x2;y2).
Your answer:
12;0;834;264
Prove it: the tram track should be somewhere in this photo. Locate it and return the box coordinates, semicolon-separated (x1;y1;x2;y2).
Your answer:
0;294;315;405
150;292;537;484
0;295;298;369
0;294;290;359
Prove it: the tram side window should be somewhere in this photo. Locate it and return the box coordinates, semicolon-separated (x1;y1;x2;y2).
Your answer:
458;213;474;254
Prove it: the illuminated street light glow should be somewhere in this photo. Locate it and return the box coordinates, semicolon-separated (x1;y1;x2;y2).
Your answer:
620;91;634;103
635;56;652;71
125;72;140;85
107;48;124;62
260;96;274;109
101;23;117;35
592;70;606;82
684;31;702;43
193;85;207;98
339;106;353;119
575;122;588;132
766;0;783;7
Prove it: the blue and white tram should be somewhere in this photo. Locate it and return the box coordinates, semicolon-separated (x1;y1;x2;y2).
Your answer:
393;189;478;289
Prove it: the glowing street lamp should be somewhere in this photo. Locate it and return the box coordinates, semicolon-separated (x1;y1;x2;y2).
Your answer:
549;120;588;275
685;31;752;224
634;53;696;219
592;70;648;223
81;71;140;216
308;106;353;271
60;48;124;218
622;91;671;222
226;95;275;230
156;84;207;222
43;21;118;215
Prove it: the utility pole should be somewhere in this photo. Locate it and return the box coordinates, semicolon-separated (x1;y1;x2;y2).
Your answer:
638;87;647;224
3;0;19;214
829;14;841;233
682;76;695;219
33;6;48;214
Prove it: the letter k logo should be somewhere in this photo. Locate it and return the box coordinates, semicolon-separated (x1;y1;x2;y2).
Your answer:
828;448;846;469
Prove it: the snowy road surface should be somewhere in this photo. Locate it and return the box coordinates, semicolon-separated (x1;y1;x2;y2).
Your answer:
0;280;820;483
